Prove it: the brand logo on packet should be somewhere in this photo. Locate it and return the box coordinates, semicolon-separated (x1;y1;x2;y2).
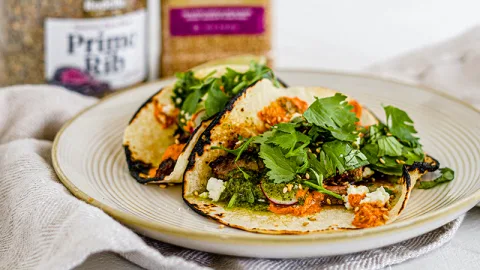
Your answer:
83;0;127;12
170;7;265;36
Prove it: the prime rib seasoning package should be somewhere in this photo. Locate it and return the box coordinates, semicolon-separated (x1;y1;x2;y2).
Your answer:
160;0;272;77
0;0;147;96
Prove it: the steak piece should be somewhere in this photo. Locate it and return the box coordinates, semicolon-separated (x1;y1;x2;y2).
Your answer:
321;185;347;205
155;158;176;179
324;167;364;185
210;154;263;180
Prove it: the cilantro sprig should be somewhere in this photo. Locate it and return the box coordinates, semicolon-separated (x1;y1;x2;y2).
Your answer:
417;167;455;189
361;106;425;175
213;93;453;199
303;93;359;141
172;62;279;132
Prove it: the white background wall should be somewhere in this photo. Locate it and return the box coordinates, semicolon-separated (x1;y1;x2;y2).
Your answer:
149;0;480;77
274;0;480;71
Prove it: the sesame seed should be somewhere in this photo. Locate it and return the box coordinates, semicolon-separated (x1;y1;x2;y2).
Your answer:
265;123;271;129
326;198;331;205
396;159;405;164
379;158;386;164
277;116;282;122
383;214;390;220
175;139;180;144
315;148;320;153
159;184;167;189
308;217;317;221
386;132;392;136
274;223;279;227
298;184;303;190
354;206;359;212
305;173;310;180
168;183;175;186
176;98;182;104
302;222;309;226
218;225;225;229
194;191;199;196
282;186;288;193
381;208;388;211
180;118;186;123
287;184;293;192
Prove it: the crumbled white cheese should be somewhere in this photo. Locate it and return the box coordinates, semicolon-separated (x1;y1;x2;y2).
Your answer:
347;184;370;195
362;167;374;178
360;186;390;206
206;177;226;202
161;104;176;115
199;192;209;199
343;184;370;209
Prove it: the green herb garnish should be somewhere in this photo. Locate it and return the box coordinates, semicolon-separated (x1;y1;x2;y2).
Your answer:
172;62;279;132
303;93;359;142
417;167;455;189
384;105;420;147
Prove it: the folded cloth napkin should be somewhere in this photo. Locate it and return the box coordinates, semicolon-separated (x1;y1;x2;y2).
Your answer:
1;26;479;270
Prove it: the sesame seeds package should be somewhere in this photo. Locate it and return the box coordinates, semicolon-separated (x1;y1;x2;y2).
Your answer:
159;0;272;77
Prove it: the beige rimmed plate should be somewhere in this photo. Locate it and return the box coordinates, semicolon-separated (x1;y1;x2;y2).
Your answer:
53;70;480;258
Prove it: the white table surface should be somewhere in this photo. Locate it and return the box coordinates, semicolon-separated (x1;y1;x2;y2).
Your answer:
78;1;480;269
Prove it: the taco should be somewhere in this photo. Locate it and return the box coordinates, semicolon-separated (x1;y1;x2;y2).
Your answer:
183;79;440;234
123;59;284;184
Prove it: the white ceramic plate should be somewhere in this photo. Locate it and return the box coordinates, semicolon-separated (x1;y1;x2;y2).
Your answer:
53;70;480;258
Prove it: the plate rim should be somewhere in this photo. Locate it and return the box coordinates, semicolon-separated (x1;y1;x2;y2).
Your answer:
52;69;480;244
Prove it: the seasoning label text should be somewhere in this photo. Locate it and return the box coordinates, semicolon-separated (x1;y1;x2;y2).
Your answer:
45;10;146;89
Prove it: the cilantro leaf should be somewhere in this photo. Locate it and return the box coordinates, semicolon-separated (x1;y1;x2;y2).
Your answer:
266;122;311;158
322;141;368;175
367;124;384;144
384;105;420;147
205;83;229;118
181;90;203;115
361;144;403;176
303;93;359;141
307;141;368;181
402;146;424;165
377;136;403;157
258;144;297;183
417;167;455;189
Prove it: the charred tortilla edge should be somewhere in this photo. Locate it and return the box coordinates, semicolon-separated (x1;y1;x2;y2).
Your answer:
124;87;165;183
125;77;287;184
182;82;438;234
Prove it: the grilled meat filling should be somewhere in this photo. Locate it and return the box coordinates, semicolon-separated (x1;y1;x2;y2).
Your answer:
324;167;364;185
210;154;265;180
